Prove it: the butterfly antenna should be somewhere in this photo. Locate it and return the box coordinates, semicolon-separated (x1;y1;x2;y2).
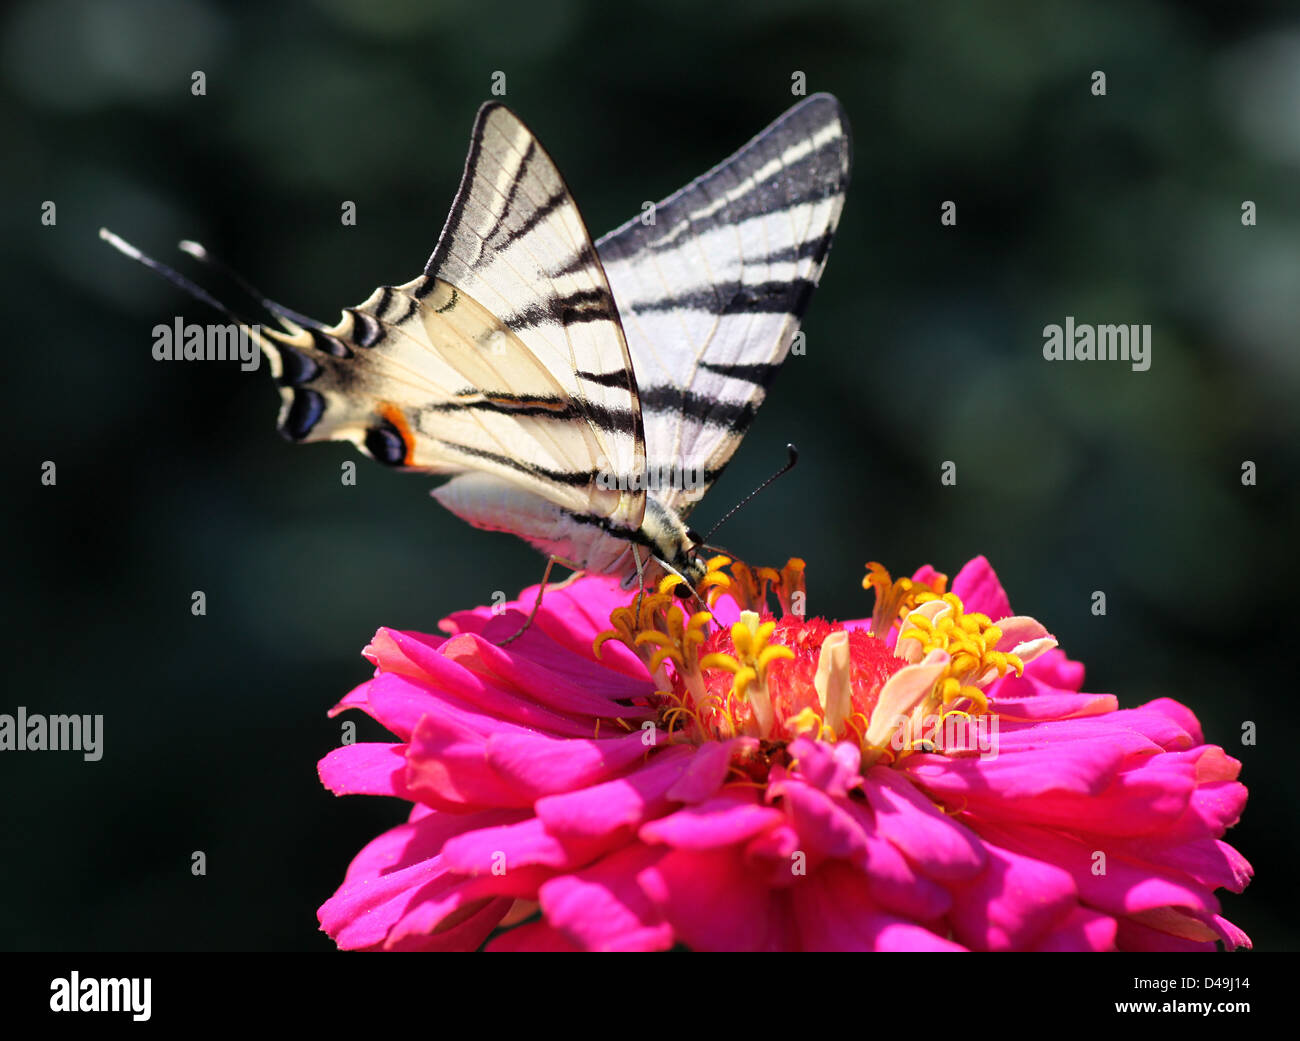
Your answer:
177;239;327;331
99;228;261;329
701;443;799;545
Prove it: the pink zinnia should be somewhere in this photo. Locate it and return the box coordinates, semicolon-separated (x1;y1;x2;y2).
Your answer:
316;555;1252;951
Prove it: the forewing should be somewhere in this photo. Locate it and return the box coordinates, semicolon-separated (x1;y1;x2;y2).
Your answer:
416;102;646;521
595;93;851;516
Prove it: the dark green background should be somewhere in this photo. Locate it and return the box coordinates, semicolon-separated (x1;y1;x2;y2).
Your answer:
3;0;1296;951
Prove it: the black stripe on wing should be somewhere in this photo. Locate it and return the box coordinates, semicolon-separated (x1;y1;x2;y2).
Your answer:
416;107;497;296
698;360;780;386
498;285;620;330
638;385;757;433
490;188;568;251
576;367;635;387
425;392;638;436
625;277;817;318
435;440;598;488
606;99;851;254
481;138;538;249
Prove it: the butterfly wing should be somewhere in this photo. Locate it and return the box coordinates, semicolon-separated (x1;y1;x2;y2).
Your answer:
262;102;646;528
595;93;851;517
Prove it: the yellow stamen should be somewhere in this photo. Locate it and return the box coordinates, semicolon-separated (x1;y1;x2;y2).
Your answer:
863;561;947;637
898;592;1024;700
787;706;826;739
774;558;807;618
718;611;794;738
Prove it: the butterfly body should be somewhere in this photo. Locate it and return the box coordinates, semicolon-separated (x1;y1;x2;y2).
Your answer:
432;472;704;588
103;94;851;594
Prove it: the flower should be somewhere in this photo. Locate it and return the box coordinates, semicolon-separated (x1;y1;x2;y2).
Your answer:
316;555;1252;951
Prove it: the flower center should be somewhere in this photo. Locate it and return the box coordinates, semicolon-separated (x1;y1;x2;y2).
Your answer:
691;615;906;742
593;557;1057;780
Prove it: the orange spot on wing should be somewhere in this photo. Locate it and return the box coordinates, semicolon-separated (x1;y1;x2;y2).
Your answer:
377;401;417;466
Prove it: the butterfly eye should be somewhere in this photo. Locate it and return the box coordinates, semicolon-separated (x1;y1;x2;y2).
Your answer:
674;583;694;601
686;527;703;546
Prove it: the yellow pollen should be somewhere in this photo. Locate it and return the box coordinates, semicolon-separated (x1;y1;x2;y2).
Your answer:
898;592;1024;697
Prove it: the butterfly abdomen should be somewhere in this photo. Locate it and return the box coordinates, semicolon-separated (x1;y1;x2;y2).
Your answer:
433;472;702;585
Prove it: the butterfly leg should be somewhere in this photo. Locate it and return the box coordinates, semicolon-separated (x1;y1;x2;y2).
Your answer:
498;555;583;646
628;544;652;619
652;556;708;612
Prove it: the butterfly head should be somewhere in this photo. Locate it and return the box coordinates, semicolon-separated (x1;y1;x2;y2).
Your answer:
640;497;709;595
669;532;710;597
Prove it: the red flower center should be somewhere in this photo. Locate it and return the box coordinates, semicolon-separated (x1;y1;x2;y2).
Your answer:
683;617;906;743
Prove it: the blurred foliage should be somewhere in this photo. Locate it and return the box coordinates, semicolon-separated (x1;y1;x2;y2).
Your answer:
1;0;1296;950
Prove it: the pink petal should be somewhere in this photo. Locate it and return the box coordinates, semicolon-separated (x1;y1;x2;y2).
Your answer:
910;564;947;592
485;919;583;951
328;678;373;718
386;896;514;952
744;822;802;867
989;675;1118;720
838;799;953;919
485;729;651;799
405;712;534;810
665;739;735;803
534;746;696;838
947;842;1078;951
792;862;964;951
638;848;775;951
1201;912;1251;951
318;742;415;799
861;768;987;881
903;734;1128;802
950;556;1013;622
319;855;456;950
768;776;869;862
788;736;862;797
538;843;673;951
1114;916;1217;952
1021;647;1086;691
1129;837;1253;893
384;870;551;950
441;630;653;719
639;792;785;849
369;641;598;738
1032;906;1118;951
342;805;526;885
973;819;1221;918
365;672;535;743
443;575;649;680
440;815;622;874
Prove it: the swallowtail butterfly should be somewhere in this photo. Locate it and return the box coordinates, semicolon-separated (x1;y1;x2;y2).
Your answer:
103;94;851;601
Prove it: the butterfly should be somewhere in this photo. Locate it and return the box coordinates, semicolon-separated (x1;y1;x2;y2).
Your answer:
102;94;851;615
